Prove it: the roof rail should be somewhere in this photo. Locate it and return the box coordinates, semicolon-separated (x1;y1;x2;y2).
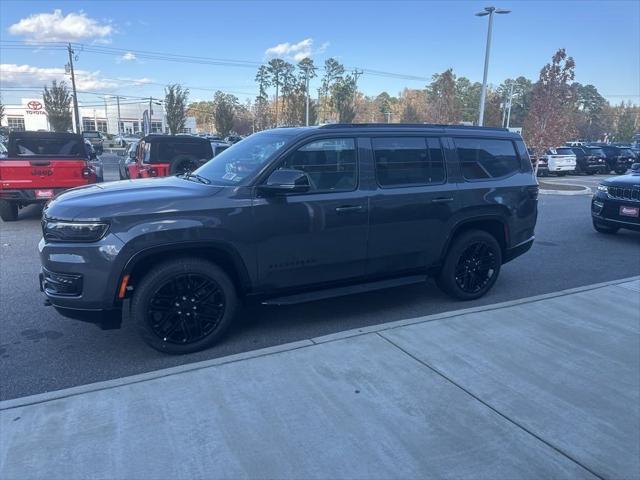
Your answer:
318;123;509;132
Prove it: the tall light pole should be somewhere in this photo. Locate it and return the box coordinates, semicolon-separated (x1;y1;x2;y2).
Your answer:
476;6;510;126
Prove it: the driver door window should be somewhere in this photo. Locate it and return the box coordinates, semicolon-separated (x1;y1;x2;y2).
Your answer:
279;138;357;193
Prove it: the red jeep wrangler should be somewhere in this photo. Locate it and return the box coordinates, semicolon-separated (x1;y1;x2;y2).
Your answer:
0;131;97;221
128;135;213;179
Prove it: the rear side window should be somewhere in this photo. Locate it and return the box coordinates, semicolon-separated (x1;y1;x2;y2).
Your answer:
155;141;213;163
373;137;445;187
455;138;521;180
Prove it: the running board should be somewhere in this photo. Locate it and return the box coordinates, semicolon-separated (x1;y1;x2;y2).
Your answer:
262;275;427;306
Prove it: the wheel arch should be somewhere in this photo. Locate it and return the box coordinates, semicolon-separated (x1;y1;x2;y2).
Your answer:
120;241;252;303
439;215;509;265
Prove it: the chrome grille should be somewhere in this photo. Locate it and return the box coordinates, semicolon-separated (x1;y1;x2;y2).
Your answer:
608;185;640;202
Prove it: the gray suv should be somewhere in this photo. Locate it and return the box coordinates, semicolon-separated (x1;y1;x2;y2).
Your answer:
39;124;538;353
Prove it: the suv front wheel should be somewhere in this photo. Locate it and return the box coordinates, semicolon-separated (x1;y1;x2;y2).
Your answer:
437;230;502;300
131;258;238;354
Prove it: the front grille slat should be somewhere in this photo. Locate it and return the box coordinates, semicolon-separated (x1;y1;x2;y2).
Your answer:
608;186;640;202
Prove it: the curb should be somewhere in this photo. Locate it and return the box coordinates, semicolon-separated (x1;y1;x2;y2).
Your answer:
2;275;638;411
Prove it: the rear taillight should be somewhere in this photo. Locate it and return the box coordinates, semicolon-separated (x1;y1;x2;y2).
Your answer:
82;167;91;178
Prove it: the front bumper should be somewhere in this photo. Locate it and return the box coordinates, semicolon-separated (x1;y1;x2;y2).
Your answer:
591;194;640;231
38;233;126;311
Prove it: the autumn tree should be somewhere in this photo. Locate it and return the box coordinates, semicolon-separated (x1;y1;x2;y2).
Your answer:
187;101;214;132
213;91;239;137
426;69;458;124
524;49;576;150
43;80;72;132
164;84;189;135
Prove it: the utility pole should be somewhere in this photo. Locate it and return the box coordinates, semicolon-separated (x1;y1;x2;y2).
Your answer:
505;81;515;128
103;96;109;133
149;96;153;133
304;69;310;127
475;6;511;126
352;69;363;119
116;96;121;135
67;43;81;133
384;111;392;123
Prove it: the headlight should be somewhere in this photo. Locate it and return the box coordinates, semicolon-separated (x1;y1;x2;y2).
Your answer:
597;184;608;193
43;220;109;242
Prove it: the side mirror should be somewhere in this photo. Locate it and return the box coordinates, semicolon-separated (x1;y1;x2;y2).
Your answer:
258;168;311;195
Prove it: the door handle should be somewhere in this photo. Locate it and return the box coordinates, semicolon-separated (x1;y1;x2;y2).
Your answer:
335;205;363;213
431;197;454;203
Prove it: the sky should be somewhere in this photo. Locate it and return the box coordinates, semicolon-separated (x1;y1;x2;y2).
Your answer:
0;0;639;108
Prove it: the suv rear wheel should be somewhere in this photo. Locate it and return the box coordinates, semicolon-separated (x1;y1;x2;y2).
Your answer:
437;230;502;300
131;258;238;354
0;200;18;222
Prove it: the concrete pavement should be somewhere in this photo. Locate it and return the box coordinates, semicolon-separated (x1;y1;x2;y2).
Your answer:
1;277;639;479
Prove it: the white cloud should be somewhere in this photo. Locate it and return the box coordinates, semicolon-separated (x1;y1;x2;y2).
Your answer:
0;64;150;91
8;9;113;43
116;51;137;63
265;38;329;61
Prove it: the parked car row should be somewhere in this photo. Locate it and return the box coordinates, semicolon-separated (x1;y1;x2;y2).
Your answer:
532;144;637;177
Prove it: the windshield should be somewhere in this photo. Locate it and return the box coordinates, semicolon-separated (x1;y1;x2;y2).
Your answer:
587;148;605;156
194;132;290;185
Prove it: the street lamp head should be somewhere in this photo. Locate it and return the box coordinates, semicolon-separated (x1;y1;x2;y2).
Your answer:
475;6;510;16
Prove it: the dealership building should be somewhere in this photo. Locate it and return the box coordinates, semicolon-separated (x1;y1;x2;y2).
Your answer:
1;97;196;135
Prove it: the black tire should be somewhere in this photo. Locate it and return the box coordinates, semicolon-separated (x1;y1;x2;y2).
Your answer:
131;258;238;354
169;155;199;175
0;200;18;222
437;230;502;301
592;220;619;234
614;167;627;175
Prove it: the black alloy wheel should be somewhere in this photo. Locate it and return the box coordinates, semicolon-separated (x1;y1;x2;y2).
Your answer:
132;258;237;354
454;242;498;294
147;273;226;345
437;230;502;300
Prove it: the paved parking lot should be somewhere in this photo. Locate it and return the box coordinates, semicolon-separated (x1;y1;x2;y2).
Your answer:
1;158;639;400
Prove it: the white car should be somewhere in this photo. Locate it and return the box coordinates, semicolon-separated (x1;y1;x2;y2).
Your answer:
543;148;576;176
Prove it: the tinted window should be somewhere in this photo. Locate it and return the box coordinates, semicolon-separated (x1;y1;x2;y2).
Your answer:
12;137;84;158
456;138;521;180
281;138;356;192
155;141;212;163
556;147;575;155
587;148;605;156
373;137;445;187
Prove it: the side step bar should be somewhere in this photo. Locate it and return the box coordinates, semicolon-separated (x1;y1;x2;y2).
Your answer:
262;275;427;306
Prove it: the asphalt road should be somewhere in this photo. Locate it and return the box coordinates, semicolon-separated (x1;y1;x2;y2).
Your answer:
1;157;639;400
